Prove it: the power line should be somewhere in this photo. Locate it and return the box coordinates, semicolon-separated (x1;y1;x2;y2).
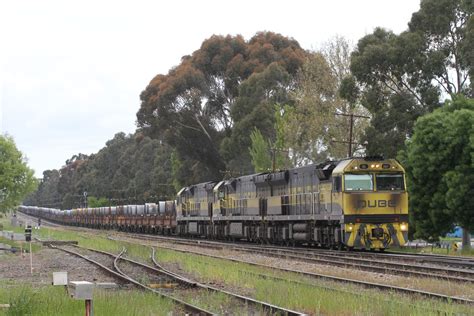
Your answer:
333;112;371;157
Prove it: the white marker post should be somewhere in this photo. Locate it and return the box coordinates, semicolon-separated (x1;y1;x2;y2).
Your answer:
25;225;32;275
29;241;32;275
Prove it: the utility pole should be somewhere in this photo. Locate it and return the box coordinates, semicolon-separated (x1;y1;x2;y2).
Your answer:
270;147;289;172
333;112;370;157
83;191;88;208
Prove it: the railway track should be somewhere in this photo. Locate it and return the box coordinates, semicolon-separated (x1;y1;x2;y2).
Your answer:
15;212;62;228
109;235;474;305
50;244;212;315
48;242;304;315
126;234;474;283
20;212;474;305
19;210;474;269
383;250;474;267
149;246;306;315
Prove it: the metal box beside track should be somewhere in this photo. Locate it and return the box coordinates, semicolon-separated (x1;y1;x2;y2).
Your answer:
53;272;68;286
69;281;93;300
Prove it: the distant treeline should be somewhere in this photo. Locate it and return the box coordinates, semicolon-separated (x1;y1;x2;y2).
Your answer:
25;133;175;208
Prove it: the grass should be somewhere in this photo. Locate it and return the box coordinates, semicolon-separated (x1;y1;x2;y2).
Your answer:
392;245;474;257
149;248;472;315
393;236;474;256
0;215;30;234
2;216;473;315
0;237;42;254
173;289;250;314
0;283;176;316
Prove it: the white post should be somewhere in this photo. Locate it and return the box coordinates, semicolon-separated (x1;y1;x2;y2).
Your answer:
29;241;33;275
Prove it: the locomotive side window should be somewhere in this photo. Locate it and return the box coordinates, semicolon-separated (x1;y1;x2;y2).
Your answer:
376;173;405;191
332;176;342;192
344;174;373;191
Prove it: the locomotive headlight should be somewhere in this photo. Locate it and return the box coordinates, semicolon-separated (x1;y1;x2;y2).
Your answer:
346;224;354;232
400;223;408;232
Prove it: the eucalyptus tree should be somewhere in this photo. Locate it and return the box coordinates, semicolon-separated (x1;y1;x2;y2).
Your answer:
348;0;473;156
137;32;307;182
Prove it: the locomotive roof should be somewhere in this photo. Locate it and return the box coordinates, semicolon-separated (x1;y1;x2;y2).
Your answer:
237;172;265;181
332;157;405;174
155;157;402;199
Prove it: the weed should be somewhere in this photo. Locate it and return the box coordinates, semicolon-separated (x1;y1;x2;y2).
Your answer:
6;287;36;316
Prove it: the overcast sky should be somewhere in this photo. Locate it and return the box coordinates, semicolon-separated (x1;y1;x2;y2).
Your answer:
0;0;420;177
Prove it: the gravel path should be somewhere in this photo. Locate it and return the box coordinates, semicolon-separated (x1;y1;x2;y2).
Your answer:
0;246;118;286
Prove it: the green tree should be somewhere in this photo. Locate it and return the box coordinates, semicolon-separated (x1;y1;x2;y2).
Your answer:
247;104;290;173
222;62;296;173
349;28;438;157
350;0;473;156
170;150;185;192
284;45;369;165
404;96;474;250
408;0;472;96
0;135;37;212
87;196;109;208
249;128;271;172
284;52;336;164
322;36;370;158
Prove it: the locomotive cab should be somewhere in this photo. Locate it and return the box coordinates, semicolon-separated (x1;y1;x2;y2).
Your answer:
336;158;409;250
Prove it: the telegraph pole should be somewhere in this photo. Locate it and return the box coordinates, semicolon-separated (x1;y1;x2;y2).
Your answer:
270;147;289;172
83;191;88;208
333;112;370;157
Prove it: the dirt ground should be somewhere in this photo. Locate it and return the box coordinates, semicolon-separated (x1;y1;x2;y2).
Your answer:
0;246;117;286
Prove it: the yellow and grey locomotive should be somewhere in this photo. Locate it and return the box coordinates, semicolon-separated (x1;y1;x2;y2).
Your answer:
176;157;408;250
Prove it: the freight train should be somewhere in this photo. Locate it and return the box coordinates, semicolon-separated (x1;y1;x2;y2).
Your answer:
19;156;408;250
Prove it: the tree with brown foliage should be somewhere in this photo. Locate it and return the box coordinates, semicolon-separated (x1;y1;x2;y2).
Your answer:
137;32;307;183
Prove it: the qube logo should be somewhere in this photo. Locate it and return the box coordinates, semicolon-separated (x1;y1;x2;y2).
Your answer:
356;200;396;208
